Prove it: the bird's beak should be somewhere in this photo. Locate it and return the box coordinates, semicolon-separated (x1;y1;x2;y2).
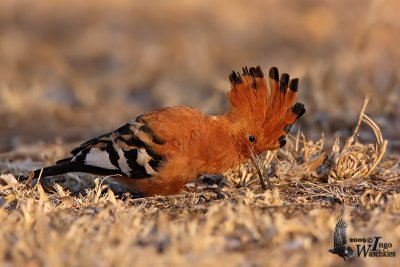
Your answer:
249;147;273;191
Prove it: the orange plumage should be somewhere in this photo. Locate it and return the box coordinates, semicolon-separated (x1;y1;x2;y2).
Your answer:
25;66;305;197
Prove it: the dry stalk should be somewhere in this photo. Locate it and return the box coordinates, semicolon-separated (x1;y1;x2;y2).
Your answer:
332;94;388;180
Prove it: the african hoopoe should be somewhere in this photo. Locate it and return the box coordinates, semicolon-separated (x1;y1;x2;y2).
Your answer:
25;66;305;197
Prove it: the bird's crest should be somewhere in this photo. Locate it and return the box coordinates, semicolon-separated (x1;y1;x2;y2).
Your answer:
227;66;305;154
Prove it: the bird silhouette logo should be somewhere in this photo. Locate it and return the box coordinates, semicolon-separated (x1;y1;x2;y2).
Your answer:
329;219;355;262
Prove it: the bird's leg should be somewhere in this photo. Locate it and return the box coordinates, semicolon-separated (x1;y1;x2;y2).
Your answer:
249;152;273;191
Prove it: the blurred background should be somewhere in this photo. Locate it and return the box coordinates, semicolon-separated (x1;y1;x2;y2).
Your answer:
0;0;399;157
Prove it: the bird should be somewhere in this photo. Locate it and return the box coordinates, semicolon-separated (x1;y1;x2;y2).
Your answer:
329;219;355;262
22;66;305;197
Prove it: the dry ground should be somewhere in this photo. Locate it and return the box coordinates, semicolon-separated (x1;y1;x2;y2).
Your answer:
0;1;400;266
1;108;399;267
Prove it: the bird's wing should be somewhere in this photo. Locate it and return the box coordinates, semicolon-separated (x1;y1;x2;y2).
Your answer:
63;117;165;179
333;219;349;248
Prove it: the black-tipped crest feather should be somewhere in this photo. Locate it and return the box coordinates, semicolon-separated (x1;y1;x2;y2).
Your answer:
289;78;299;92
280;73;289;93
269;67;279;81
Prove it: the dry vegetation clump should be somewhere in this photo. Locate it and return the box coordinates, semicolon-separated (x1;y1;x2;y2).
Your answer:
331;95;388;180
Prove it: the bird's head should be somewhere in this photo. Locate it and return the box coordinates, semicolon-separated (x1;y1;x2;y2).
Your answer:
225;66;305;190
226;66;305;157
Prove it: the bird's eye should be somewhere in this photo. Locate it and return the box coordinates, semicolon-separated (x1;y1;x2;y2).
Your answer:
248;135;256;142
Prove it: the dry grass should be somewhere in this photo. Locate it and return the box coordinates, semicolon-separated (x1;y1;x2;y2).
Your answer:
1;99;400;266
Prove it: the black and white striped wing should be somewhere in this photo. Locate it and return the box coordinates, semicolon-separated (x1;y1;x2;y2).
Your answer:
64;119;165;179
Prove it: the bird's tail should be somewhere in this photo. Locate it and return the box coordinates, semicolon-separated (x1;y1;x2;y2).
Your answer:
19;158;120;182
31;162;73;179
